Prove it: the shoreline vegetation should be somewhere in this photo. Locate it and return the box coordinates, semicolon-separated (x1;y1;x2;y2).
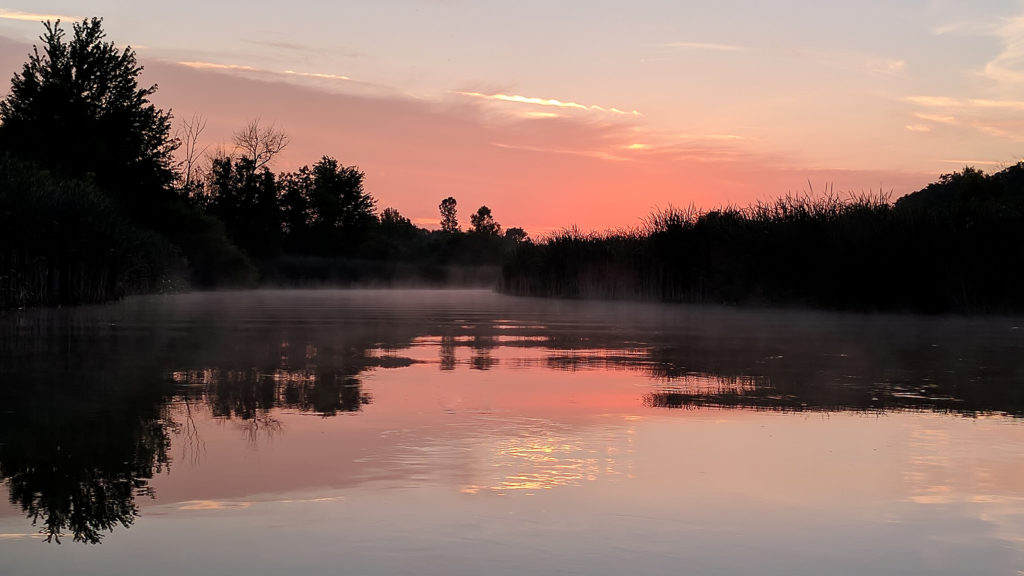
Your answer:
501;166;1024;313
1;18;1021;313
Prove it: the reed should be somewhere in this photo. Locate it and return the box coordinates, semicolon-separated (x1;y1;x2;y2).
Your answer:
500;165;1024;313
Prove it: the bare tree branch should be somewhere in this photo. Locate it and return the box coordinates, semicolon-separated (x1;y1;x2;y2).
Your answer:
176;113;208;191
232;117;289;171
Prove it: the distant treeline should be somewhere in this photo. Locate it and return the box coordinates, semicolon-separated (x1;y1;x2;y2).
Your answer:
502;164;1024;313
0;18;526;308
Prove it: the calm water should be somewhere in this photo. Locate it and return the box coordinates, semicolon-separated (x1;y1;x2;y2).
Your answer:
2;289;1023;575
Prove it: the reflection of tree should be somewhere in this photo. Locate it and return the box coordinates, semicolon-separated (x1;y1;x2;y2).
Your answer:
440;335;457;371
0;370;174;543
470;334;498;371
538;323;1024;418
0;308;413;545
172;340;378;422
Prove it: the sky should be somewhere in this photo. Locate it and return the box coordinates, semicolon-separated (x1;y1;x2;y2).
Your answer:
0;1;1022;234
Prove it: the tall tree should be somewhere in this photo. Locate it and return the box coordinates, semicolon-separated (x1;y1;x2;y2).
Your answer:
0;18;177;215
439;196;459;233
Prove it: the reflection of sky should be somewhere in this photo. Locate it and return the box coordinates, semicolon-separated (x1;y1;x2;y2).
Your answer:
8;396;1022;575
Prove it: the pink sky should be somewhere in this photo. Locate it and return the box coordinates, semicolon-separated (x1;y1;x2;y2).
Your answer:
141;59;935;235
4;0;1023;235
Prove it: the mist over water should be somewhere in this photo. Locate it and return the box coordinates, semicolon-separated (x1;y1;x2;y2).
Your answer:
1;289;1023;574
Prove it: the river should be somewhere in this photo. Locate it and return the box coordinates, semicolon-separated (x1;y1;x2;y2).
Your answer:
1;289;1022;575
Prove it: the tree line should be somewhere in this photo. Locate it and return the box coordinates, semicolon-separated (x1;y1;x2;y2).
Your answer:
2;18;1021;313
0;18;529;308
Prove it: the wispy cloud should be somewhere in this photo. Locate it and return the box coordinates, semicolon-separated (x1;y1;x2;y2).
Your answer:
982;15;1024;86
938;159;1007;166
660;41;744;52
869;58;906;75
906;95;962;108
0;9;79;22
905;96;1024;140
671;133;747;142
491;141;629;161
177;60;354;83
243;39;316;53
912;111;957;124
523;111;564;119
178;500;252;511
788;48;906;76
178;61;260;73
283;70;351;81
908;96;1024;111
932;13;1024;89
457;91;641;116
965;98;1024;110
931;20;998;36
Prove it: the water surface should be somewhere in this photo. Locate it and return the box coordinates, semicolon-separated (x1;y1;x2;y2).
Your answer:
1;289;1023;575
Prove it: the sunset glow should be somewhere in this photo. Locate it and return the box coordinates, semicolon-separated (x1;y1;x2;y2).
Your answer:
0;1;1020;232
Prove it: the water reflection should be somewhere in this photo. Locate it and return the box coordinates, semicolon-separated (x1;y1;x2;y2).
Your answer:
1;289;1023;548
0;362;174;543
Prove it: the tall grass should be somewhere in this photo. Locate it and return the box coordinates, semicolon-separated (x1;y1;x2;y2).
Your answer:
501;169;1024;313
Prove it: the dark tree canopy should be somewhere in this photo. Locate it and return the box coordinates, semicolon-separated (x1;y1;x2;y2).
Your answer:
206;156;282;259
470;205;501;236
277;156;376;255
0;18;177;210
504;227;529;244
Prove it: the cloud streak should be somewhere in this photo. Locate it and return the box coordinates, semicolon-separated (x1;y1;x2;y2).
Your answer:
457;91;641;116
491;142;629;162
176;60;356;85
660;41;744;52
283;70;351;81
0;9;79;22
178;61;260;73
905;95;1024;141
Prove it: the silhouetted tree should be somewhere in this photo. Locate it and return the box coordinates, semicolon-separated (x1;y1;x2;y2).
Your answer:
380;207;412;228
439;196;459;232
470;205;501;236
206;156;282;259
504;227;529;244
279;164;314;248
175;113;208;198
0;18;177;217
232;118;289;172
278;156;375;255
